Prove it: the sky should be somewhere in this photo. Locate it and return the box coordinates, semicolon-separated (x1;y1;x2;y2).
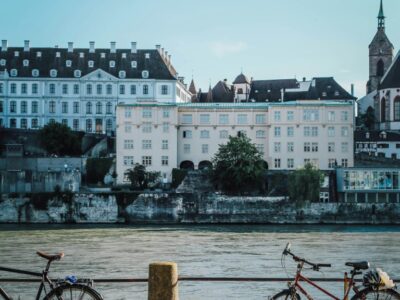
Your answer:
0;0;399;98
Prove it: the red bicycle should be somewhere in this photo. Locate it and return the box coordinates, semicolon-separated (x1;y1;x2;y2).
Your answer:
271;243;400;300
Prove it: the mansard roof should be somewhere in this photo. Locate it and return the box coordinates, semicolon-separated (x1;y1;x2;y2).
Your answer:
380;51;400;89
0;47;177;80
355;130;400;142
249;79;298;102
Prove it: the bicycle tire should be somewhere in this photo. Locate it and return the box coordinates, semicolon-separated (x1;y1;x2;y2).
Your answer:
43;283;103;300
351;287;400;300
271;289;301;300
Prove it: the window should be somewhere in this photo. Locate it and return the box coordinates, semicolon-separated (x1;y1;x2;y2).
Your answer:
304;142;311;152
142;140;152;149
200;114;210;124
73;84;79;94
73;102;79;114
142;156;152;166
66;60;72;67
143;84;149;95
21;83;27;94
106;119;112;132
274;111;281;121
21;101;27;113
96;102;102;114
142;108;152;118
163;122;169;133
274;159;281;168
274;127;281;137
311;127;318;137
219;114;229;124
32;69;39;77
287;158;294;169
123;156;134;166
202;144;209;154
311;142;318;152
304;126;310;137
62;102;68;114
10;83;16;94
88;60;94;68
124;124;131;133
341;111;349;121
50;69;57;78
287;127;294;137
49;101;56;113
163;109;170;118
161;85;168;95
0;101;2;113
0;59;5;66
125;107;132;118
106;102;112;114
10;101;16;113
62;84;68;94
328;142;335;152
31;119;38;129
161;156;169;166
131;61;137;68
20;118;27;129
200;130;210;138
73;119;79;131
328;159;337;168
341;159;348;167
49;84;55;94
86;119;92;132
184;144;191;154
10;118;17;128
256;144;264;153
237;114;248;124
109;60;115;68
32;83;38;94
23;59;29;67
220;130;229;139
0;83;3;94
10;69;18;77
303;109;319;121
130;85;136;95
287;142;294;152
274;142;281;153
106;84;112;95
238;130;247;137
118;71;126;79
86;84;92;95
142;122;152;133
97;84;102;95
62;119;68;127
86;102;92;114
119;85;125;95
287;111;294;121
182;130;192;139
30;101;38;114
256;130;265;138
142;70;149;78
181;114;193;124
341;127;349;137
256;114;266;124
328;126;335;137
162;140;168;150
74;70;81;78
341;142;349;153
328;111;335;121
304;159;311;165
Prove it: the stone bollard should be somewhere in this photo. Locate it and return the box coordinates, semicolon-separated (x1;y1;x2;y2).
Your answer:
148;262;179;300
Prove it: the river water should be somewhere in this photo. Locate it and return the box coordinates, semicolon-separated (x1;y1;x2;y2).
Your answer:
0;225;399;299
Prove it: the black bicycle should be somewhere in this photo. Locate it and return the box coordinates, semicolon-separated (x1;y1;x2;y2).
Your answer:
0;251;103;300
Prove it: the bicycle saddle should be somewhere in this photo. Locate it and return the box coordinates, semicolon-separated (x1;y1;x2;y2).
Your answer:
345;261;369;270
36;251;65;261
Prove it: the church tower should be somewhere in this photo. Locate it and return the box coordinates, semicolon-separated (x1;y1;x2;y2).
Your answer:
367;0;394;94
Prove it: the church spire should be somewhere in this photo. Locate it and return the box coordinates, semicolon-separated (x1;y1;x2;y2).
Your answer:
378;0;385;29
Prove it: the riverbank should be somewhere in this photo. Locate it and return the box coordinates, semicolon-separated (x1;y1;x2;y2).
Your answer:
0;192;399;224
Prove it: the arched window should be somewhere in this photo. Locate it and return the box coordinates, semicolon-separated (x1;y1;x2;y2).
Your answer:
86;102;92;114
394;97;400;121
377;59;384;77
96;102;102;114
381;97;386;122
86;119;92;132
106;102;113;114
106;119;113;132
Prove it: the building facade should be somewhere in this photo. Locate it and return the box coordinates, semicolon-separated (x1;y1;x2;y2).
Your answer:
116;100;354;184
0;40;191;132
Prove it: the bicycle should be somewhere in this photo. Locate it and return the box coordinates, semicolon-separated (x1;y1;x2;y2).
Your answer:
0;251;103;300
271;243;400;300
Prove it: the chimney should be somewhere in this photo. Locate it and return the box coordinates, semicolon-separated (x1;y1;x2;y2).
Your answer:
131;42;137;54
303;77;306;82
1;40;7;51
161;47;164;57
281;88;285;102
155;44;161;52
168;54;171;65
68;42;73;53
89;41;95;53
351;84;354;96
110;41;116;54
165;51;168;61
24;40;30;52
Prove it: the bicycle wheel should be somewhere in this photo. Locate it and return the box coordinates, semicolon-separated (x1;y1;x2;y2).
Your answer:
43;283;103;300
352;288;400;300
271;289;301;300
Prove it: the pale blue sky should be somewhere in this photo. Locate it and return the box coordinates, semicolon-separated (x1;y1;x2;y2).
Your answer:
1;0;399;97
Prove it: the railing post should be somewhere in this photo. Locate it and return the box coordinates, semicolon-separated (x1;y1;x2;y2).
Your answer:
148;262;179;300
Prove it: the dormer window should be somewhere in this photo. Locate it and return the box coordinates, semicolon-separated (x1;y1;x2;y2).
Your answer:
32;69;39;77
322;92;327;97
56;52;60;58
66;60;72;67
380;131;387;139
142;70;149;79
14;51;19;57
88;60;94;68
23;59;29;67
109;60;115;68
334;91;340;96
74;70;81;78
10;69;18;77
0;59;6;66
131;61;137;68
119;71;126;79
366;132;370;139
100;53;106;58
50;69;58;78
145;53;150;59
79;52;84;58
36;52;42;58
122;53;127;59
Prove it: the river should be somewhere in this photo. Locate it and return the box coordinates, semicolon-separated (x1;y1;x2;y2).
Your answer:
0;225;399;299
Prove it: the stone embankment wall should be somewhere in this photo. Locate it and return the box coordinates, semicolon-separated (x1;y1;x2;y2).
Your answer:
0;193;399;224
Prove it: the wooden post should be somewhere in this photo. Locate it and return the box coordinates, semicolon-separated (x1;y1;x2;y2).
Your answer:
148;262;179;300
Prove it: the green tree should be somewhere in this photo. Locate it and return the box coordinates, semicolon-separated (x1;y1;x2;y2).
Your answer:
124;163;160;190
288;163;323;204
211;134;266;194
38;122;82;156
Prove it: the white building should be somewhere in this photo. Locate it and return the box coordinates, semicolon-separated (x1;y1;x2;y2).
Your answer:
0;40;191;132
116;100;354;184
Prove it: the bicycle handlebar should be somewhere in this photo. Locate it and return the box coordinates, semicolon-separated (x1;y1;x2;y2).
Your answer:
283;248;331;270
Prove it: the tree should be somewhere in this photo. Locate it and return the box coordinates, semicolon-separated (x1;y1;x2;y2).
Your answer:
38;122;82;156
288;163;323;204
124;163;160;190
211;134;266;194
359;106;376;130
